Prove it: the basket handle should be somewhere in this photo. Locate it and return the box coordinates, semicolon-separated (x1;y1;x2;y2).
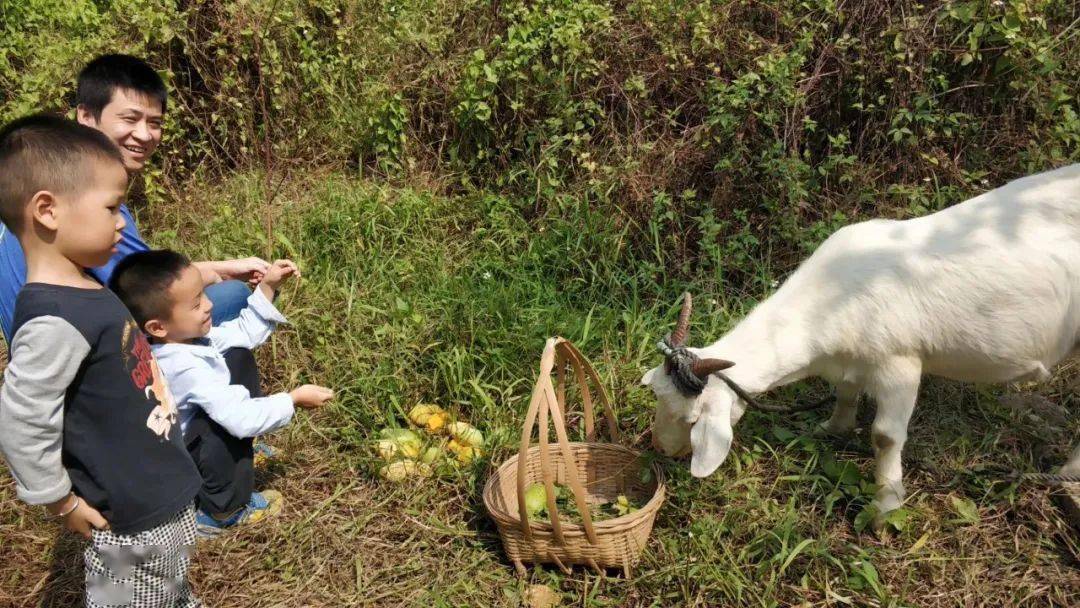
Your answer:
558;339;620;443
515;337;618;545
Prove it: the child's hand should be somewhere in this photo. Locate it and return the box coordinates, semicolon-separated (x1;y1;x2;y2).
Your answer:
48;494;108;539
66;500;109;539
289;384;334;409
216;257;271;284
261;259;301;291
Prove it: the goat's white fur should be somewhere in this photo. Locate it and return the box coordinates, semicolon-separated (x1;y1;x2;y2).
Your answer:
643;163;1080;528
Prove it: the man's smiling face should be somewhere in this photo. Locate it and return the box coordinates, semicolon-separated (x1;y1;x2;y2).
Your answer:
78;87;163;173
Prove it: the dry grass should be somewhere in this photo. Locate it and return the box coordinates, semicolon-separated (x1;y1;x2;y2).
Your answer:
2;173;1080;607
2;355;1079;607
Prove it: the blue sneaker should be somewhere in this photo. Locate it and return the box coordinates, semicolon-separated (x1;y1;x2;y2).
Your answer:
195;490;284;538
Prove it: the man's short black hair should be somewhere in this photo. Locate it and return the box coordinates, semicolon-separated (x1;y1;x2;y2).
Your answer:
77;54;167;119
110;249;193;329
0;113;125;232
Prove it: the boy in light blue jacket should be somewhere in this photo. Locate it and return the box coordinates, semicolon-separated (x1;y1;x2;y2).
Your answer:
110;250;334;536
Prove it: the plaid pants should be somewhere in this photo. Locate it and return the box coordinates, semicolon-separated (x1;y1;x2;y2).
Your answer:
84;505;201;608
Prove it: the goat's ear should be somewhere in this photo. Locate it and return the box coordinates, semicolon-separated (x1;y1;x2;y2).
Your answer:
689;411;733;477
640;367;657;386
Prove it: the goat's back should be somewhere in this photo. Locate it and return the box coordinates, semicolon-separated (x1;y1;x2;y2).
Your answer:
779;163;1080;382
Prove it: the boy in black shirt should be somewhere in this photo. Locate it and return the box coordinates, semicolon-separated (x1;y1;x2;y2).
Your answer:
0;114;203;607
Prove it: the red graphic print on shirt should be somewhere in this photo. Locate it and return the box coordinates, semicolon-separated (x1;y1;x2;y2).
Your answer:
121;320;177;440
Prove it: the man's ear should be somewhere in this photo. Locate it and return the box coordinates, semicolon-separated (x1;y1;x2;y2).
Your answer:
640;367;657;386
689;409;733;477
30;191;59;231
143;319;168;340
76;105;96;127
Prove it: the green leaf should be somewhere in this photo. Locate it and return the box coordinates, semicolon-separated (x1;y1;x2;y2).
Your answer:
823;454;862;486
950;496;980;524
274;230;299;259
883;507;911;532
949;2;977;23
639;465;654;484
771;426;795;442
473;101;491;122
854;504;878;533
779;538;815;575
858;559;885;597
823;490;842;519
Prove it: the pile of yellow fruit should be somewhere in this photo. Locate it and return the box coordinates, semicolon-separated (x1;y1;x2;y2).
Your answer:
375;428;432;481
374;404;485;482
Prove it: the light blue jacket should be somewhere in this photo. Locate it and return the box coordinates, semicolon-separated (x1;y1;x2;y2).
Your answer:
152;288;294;439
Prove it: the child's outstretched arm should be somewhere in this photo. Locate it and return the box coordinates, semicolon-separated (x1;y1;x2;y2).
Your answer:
171;367;332;439
207;259;299;352
194;257;271;287
0;317;108;538
172;369;295;439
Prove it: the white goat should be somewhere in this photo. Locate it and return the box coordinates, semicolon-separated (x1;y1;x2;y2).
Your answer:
642;163;1080;529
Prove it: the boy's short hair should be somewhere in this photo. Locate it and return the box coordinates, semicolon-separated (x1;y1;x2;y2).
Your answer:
77;54;167;119
0;113;124;232
110;250;193;329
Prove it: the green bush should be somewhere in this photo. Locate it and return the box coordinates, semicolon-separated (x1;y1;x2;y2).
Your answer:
1;0;1077;287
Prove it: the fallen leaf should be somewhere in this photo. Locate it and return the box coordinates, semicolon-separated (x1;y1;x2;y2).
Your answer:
525;584;560;608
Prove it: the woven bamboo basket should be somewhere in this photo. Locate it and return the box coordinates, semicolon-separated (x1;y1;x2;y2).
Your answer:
483;337;665;576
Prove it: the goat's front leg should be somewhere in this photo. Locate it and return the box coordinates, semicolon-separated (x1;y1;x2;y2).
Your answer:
867;357;922;531
816;381;861;438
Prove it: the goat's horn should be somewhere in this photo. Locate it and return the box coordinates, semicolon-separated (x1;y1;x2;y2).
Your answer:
670;292;693;347
691;358;735;378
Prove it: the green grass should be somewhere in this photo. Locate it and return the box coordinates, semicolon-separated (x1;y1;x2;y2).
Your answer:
2;172;1078;607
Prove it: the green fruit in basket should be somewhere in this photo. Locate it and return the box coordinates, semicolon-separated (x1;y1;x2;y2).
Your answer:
611;494;639;517
524;483;549;517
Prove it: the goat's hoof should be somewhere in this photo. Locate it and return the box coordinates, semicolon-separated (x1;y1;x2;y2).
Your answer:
870;512;904;542
869;495;904;536
868;518;894;542
870;514;892;538
813;421;855;440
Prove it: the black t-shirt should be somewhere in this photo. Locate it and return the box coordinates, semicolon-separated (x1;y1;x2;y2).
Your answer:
10;284;201;534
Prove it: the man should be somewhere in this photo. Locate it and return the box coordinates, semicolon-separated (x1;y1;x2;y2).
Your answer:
0;54;268;342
